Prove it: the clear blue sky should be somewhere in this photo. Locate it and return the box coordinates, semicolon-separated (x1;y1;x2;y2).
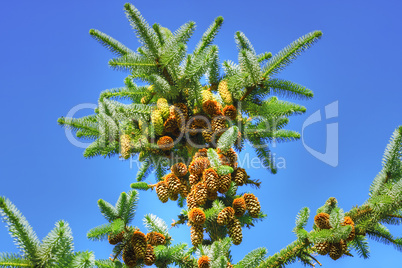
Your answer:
1;0;402;267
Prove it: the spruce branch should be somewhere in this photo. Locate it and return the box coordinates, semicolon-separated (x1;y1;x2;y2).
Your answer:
89;29;134;56
193;16;224;56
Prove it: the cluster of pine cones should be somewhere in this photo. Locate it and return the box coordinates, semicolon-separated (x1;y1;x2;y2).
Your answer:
108;230;165;267
313;213;355;260
120;80;240;160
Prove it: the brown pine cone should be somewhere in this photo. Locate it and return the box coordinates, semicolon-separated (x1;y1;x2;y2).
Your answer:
187;192;197;211
108;231;124;245
171;162;188;177
203;168;219;192
314;213;331;229
188;208;206;225
211;116;227;135
218;174;231;194
315;241;330;255
198;255;211;268
188;117;208;136
232;197;247;217
243;193;261;218
194;148;208;158
203;100;222;116
189;157;210;176
131;231;147;259
164;173;181;196
144;244;156;266
179;178;190;197
232;168;249;186
122;246;137;267
329;242;343;260
207;189;218;201
228;218;242;245
217;207;235;225
146;231;166;246
218;148;238;168
193;182;208;206
223;105;237;121
190;224;204;246
164;117;179;133
202;129;213;143
189;173;201;186
342;216;355;241
156;181;169;203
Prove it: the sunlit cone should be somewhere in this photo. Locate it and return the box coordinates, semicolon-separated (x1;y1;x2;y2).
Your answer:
218;174;231;194
193;182;208;206
189;174;201;186
189;157;210;175
190;224;204;246
171;162;188;177
218;148;238;168
179;178;189;197
232;197;247;217
203;168;219;192
339;239;348;253
243;193;261;218
314;212;331;229
211;116;227;135
144;244;156;266
156;181;169;203
146;231;166;246
164;173;181;195
132;231;147;259
329;242;343;260
187;192;197;211
194;148;208;158
203;100;221;115
228;218;242;245
223;105;237;121
198;255;211;268
120;134;131;160
218;80;233;105
233;168;249;186
189;208;206;225
315;241;330;255
122;246;137;267
157;98;169;119
164;117;179;133
108;231;124;245
151;109;164;136
217;207;235;225
157;136;174;151
202;129;213;143
342;216;355;241
202;89;214;103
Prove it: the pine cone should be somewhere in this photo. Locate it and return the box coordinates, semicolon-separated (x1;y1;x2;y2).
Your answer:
156;181;169;203
211;116;227;135
218;80;233;105
193;182;208;206
188;117;208;136
314;213;331;229
146;231;166;246
315;241;330;255
131;231;147;259
207;189;218;201
189;174;201;186
157;136;174;151
170;193;179;201
144;244;156;266
228;218;242;245
218;174;231;194
329;242;343;260
188;208;206;225
217;207;235;225
164;117;179;133
108;231;124;245
342;216;355;241
171;163;188;177
243;193;261;218
122;246;137;267
164;173;181;195
198;255;211;268
179;178;190;197
218;148;238;168
190;224;204;246
226;263;234;268
157;98;169;119
202;129;213;143
151;109;164;136
203;100;221;115
232;197;247;217
170;103;188;131
189;157;210;175
223;105;237;121
187;192;197;211
203;168;219;192
194;148;208;158
233;168;249;186
120;134;131;160
202;89;214;103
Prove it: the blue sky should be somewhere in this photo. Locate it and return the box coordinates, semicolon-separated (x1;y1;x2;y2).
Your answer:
1;0;402;267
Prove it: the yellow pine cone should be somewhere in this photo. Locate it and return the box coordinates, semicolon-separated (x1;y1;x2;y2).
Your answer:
228;218;242;245
120;134;131;160
157;98;169;119
198;255;211;268
190;224;204;246
314;212;331;229
144;244;156;266
151;109;164;136
218;80;233;105
201;89;214;103
192;182;208;206
217;207;235;225
243;193;261;218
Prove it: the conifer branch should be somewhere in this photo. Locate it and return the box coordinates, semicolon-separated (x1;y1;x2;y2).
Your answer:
89;29;134;56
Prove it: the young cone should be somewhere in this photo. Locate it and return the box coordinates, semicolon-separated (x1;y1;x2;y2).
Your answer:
120;134;131;160
144;244;156;266
198;255;211;268
314;212;331;229
151;109;164;136
188;208;206;225
217;207;235;225
243;193;261;218
157;98;169;119
157;136;174;151
228;218;242;245
218;80;233;105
